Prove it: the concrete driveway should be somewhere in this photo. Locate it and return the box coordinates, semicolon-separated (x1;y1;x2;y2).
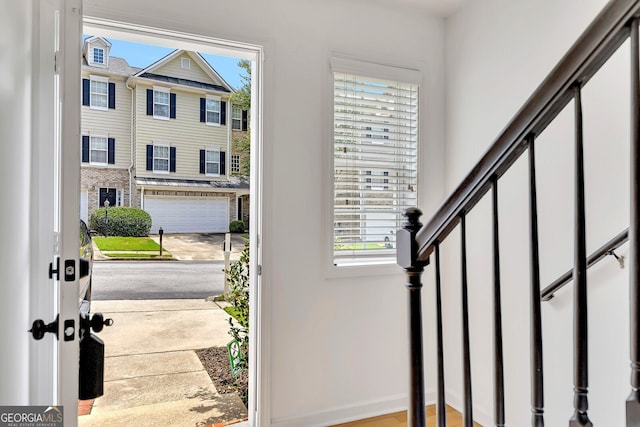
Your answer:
149;233;248;261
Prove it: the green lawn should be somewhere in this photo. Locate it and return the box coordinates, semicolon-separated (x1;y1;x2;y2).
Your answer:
93;236;161;251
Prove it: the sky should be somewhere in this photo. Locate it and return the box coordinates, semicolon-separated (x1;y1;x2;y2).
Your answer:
84;35;247;90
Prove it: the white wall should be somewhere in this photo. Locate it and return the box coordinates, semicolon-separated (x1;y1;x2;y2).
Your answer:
445;0;631;425
83;0;447;425
0;0;34;405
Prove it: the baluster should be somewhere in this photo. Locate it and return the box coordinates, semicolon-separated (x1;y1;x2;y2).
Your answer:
460;212;474;427
492;178;506;427
435;242;447;427
627;17;640;427
397;208;427;427
528;135;545;427
569;85;592;427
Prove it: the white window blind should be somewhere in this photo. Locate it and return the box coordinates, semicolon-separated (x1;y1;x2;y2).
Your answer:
333;68;418;266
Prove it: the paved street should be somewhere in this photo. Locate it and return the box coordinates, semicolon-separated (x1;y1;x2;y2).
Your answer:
92;261;226;300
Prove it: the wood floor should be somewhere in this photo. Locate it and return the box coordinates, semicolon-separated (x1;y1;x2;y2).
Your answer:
333;405;482;427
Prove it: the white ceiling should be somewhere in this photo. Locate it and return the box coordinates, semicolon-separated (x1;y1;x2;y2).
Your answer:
399;0;469;16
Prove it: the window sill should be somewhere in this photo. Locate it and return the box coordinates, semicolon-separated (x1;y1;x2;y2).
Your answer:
89;105;108;111
325;259;403;279
153;170;170;175
153;115;170;121
205;122;221;127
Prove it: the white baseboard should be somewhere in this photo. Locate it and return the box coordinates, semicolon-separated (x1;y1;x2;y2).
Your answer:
270;391;437;427
443;390;492;426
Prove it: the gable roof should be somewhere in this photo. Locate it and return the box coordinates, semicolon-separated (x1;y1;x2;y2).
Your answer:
133;49;235;93
83;36;112;48
82;55;140;77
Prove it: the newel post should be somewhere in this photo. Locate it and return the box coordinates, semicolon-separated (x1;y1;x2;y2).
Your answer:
398;207;429;427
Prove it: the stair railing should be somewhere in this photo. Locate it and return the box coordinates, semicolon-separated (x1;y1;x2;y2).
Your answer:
397;0;640;426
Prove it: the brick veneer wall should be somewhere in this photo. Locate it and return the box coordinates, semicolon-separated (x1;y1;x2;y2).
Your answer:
81;167;130;219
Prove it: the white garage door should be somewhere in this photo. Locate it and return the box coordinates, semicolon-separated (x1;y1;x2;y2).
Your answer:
145;197;229;233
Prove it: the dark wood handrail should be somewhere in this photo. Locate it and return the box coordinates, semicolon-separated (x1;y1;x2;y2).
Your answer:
540;228;629;301
415;0;640;262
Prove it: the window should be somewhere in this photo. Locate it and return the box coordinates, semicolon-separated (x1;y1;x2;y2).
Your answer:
82;78;114;109
181;58;190;69
90;136;108;164
90;79;108;109
153;144;170;173
231;154;240;173
205;148;220;175
332;59;419;266
206;98;221;124
93;48;104;64
82;135;114;164
154;89;170;119
232;107;242;130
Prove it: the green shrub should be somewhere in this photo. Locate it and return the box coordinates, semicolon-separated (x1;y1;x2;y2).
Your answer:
90;207;152;237
224;241;249;372
229;220;246;233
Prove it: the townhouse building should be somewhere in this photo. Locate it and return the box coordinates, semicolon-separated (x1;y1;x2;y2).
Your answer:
80;36;249;233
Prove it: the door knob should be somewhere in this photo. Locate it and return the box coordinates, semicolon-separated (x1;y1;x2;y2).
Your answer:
29;315;58;340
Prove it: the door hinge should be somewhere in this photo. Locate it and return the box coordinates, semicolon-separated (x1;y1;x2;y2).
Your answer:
49;257;76;281
257;265;262;276
54;51;60;75
49;257;60;280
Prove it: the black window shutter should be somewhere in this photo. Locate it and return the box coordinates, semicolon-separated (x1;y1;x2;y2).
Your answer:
170;93;176;119
220;101;226;125
146;145;153;170
242;110;248;131
199;150;205;174
108;83;116;109
200;98;206;122
170;147;176;172
82;79;90;106
107;138;115;164
82;136;89;162
146;89;153;115
220;151;226;175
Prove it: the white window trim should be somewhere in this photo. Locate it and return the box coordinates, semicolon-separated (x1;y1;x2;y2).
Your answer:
89;134;108;166
181;57;191;69
89;74;108;110
205;95;221;126
231;154;240;173
232;107;242;130
324;55;422;278
205;146;221;177
88;42;108;68
153;86;171;121
153;142;170;174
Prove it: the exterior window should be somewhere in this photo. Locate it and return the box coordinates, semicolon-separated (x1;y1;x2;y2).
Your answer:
90;136;108;164
154;90;170;119
93;48;104;64
231;154;240;173
206;148;220;175
90;79;108;109
232;107;242;130
332;64;419;266
153;144;170;173
206;99;221;124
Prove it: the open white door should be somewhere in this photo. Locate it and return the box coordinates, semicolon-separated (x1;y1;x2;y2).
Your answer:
27;0;82;424
55;1;83;425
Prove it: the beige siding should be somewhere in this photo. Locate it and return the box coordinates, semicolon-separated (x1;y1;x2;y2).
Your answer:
81;73;132;169
153;53;225;86
134;84;229;180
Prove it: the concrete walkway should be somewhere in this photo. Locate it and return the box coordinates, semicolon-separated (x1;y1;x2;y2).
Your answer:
79;299;247;427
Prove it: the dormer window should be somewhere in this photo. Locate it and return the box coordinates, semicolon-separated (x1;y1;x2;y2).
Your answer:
93;48;104;64
84;36;111;68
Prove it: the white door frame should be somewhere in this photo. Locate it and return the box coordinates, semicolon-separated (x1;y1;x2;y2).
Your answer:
80;17;267;426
